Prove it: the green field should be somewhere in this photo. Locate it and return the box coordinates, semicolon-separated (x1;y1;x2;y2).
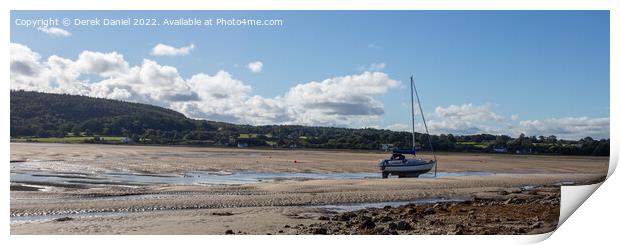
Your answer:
456;141;488;148
11;136;126;144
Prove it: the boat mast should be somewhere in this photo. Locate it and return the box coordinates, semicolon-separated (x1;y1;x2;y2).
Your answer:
411;75;438;177
410;76;415;153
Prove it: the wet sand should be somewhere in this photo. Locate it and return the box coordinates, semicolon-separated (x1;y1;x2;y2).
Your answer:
10;143;609;235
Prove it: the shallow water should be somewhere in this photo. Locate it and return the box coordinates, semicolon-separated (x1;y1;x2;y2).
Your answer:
306;197;469;213
10;197;469;224
11;169;503;188
11;160;503;188
10;211;127;225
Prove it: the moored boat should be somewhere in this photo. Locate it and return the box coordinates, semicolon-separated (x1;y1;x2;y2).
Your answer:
379;76;437;178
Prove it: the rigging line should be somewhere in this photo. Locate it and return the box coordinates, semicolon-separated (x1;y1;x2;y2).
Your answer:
411;76;438;177
409;76;415;153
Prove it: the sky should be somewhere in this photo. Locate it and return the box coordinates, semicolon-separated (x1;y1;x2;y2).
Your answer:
10;11;610;139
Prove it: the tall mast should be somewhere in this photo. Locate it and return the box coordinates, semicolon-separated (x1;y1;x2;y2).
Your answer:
412;75;439;177
410;76;415;153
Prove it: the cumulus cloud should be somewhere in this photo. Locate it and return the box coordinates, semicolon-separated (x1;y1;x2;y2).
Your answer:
283;72;399;125
360;62;386;72
386;123;411;132
387;102;609;140
11;43;399;127
247;61;263;73
511;114;519;121
150;43;194;56
434;103;504;122
37;27;71;37
74;51;129;77
13;43;607;139
519;117;609;140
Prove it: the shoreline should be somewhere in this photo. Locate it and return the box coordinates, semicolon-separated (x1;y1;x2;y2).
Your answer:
10;142;608;235
10;141;612;158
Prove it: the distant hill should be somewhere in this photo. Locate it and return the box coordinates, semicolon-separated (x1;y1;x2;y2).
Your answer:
10;90;609;156
10;90;198;137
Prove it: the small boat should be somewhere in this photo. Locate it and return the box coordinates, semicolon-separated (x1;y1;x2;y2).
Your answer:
379;76;438;178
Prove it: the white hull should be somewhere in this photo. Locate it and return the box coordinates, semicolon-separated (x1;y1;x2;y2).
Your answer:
379;159;435;178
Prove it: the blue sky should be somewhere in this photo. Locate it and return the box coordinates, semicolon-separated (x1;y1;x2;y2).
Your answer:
10;11;610;139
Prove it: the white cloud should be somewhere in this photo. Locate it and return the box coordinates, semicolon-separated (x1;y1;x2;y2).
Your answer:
360;62;386;72
420;103;506;136
387;102;609;140
511;114;519;121
367;43;381;49
434;103;504;122
519;117;609;140
11;43;400;127
247;61;263;73
283;72;400;125
150;43;194;56
386;123;411;132
74;51;129;77
11;43;608;139
37;27;71;38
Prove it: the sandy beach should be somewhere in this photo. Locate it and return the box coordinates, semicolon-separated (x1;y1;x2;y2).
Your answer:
10;143;609;235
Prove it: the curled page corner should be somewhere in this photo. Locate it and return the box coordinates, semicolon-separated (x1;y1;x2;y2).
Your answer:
556;147;617;229
550;151;616;239
559;183;603;227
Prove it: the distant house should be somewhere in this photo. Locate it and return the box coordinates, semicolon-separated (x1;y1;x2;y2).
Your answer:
515;149;532;154
493;147;507;153
237;142;248;148
120;137;130;144
381;144;395;151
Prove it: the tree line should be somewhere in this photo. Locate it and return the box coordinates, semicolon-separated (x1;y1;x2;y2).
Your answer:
10;90;609;156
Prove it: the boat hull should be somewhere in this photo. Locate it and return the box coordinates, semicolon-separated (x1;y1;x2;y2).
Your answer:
379;159;435;178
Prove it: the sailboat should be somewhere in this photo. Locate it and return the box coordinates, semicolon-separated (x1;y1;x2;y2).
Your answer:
379;76;438;178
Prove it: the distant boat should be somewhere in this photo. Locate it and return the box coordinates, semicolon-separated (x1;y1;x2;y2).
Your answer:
379;76;438;178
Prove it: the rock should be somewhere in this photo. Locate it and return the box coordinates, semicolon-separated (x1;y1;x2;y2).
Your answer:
212;211;233;216
53;217;74;222
225;229;234;235
383;205;392;210
312;228;328;235
284;225;290;228
396;221;412;230
423;208;436;215
388;222;398;230
278;230;284;233
359;219;376;229
318;216;330;220
530;221;544;229
379;216;393;222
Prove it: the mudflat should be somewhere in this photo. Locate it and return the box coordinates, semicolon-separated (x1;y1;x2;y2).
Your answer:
10;143;608;235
